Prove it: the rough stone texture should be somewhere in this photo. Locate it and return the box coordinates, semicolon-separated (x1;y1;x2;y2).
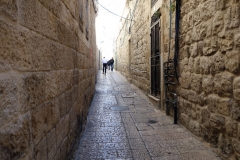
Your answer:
115;0;150;93
0;0;97;159
213;72;234;97
115;0;240;159
175;0;240;159
0;0;18;22
233;77;240;100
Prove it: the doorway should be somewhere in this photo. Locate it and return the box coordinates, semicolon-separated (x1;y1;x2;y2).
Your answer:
150;18;160;97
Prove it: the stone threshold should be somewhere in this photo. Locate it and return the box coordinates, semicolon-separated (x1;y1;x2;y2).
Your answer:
148;94;160;108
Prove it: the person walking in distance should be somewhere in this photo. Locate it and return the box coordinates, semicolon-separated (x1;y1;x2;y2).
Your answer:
102;57;108;74
109;57;114;71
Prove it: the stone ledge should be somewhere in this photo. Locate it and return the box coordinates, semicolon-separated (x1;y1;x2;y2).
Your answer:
148;94;160;108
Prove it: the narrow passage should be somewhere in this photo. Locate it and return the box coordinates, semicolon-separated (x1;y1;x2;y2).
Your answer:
71;71;220;160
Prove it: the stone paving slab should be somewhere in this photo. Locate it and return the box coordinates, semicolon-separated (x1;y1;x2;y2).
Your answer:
71;71;221;160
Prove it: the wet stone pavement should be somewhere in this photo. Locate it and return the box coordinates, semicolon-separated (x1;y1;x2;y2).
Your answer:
71;71;220;160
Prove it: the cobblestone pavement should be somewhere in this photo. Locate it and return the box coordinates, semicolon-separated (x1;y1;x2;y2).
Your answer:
72;71;221;160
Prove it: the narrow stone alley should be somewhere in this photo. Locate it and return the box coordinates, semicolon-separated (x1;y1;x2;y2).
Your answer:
71;71;220;160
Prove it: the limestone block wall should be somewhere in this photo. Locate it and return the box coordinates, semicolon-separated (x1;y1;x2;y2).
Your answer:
131;0;151;93
162;0;240;159
116;0;151;93
0;0;97;159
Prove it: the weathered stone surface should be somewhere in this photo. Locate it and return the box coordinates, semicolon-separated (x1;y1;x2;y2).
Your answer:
191;74;202;93
216;0;225;11
233;140;240;156
0;20;32;71
210;51;225;74
188;57;194;73
203;36;218;56
200;56;213;74
202;75;214;94
218;98;232;116
219;134;233;158
225;50;240;73
188;90;198;103
180;46;189;59
201;108;211;124
200;126;219;147
0;0;18;21
233;77;240;101
239;123;240;140
225;4;240;29
0;74;19;126
179;72;191;89
189;120;200;136
213;72;234;97
65;89;74;114
196;23;207;41
20;73;46;111
58;93;67;117
226;119;238;137
193;57;200;74
218;37;234;53
118;0;240;159
190;43;198;58
197;41;204;56
59;137;69;160
50;44;76;70
45;72;61;100
0;114;31;160
0;0;97;159
235;33;240;48
69;104;78;129
56;115;70;149
183;99;193;115
197;92;206;106
178;88;190;100
180;113;190;127
19;0;58;41
209;114;225;131
56;20;75;48
32;102;53;145
231;101;240;120
47;128;57;160
185;31;192;45
200;0;216;21
212;11;224;35
206;94;219;113
34;137;47;160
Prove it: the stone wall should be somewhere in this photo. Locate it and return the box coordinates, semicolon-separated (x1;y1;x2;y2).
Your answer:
163;0;240;159
116;0;151;93
0;0;97;159
117;0;240;159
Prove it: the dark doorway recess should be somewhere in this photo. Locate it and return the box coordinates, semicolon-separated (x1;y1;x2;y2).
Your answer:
150;13;160;98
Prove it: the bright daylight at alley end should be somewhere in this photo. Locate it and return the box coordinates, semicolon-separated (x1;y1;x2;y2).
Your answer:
0;0;240;160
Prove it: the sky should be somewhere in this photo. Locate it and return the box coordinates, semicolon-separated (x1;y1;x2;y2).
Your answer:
96;0;126;60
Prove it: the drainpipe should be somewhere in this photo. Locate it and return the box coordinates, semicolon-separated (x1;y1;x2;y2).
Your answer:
174;0;181;80
168;0;172;60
